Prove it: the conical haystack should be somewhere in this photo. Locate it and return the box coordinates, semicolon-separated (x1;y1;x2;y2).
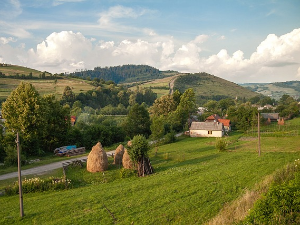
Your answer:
122;148;134;169
87;142;108;172
114;144;124;165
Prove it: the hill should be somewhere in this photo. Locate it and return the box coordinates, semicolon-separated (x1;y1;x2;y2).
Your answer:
240;81;300;100
68;64;174;84
0;65;95;103
173;72;260;105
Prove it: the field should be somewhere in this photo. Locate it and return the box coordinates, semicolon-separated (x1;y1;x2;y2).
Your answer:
1;118;300;224
0;64;52;77
0;78;95;101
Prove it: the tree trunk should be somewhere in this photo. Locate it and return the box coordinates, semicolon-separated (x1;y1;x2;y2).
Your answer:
137;156;154;177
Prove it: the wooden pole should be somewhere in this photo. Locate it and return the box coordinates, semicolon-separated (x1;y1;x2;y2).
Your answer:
258;113;261;156
17;132;24;217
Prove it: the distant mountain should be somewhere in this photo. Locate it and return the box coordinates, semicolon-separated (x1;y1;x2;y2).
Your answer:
173;73;260;105
240;81;300;100
69;65;172;83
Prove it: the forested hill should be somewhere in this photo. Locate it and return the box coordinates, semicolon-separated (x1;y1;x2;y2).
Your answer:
174;72;260;105
69;65;166;84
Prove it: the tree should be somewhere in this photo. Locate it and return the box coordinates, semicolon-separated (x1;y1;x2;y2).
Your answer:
128;135;153;177
123;103;151;138
150;115;165;141
175;88;196;129
61;86;75;105
41;95;70;152
1;82;45;156
149;94;178;117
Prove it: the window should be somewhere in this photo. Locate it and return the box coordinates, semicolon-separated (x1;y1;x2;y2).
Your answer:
208;130;212;134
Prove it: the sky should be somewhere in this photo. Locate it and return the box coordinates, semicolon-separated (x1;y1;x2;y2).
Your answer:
0;0;300;83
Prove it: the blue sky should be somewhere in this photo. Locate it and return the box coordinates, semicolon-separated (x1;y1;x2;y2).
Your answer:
0;0;300;83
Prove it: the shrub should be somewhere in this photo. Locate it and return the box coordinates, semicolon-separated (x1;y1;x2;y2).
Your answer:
4;177;71;195
119;168;136;178
215;137;228;152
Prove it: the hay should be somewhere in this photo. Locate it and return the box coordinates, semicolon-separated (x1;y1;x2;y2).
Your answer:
122;148;134;169
114;144;124;165
127;140;132;147
87;142;108;172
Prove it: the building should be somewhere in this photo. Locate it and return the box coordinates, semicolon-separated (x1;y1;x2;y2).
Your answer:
205;114;231;132
189;121;224;137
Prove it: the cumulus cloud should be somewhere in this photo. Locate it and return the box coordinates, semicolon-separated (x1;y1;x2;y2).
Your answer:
1;28;300;83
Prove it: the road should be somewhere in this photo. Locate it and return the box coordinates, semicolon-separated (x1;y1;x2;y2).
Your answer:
0;150;115;181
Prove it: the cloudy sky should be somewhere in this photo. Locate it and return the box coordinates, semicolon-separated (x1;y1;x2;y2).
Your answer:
0;0;300;83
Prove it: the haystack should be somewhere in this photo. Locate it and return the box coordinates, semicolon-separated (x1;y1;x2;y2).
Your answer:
114;144;124;165
122;148;134;169
87;142;108;172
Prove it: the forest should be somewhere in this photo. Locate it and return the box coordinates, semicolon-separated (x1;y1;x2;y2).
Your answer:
68;64;163;83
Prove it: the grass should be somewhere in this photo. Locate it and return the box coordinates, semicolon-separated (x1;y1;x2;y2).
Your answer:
0;129;300;224
0;77;94;100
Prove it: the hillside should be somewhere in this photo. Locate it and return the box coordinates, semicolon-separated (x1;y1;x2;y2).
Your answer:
240;81;300;100
69;64;174;84
173;73;260;104
0;65;95;102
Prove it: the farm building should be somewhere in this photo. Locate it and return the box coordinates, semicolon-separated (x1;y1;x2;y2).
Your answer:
261;113;279;122
189;121;224;137
205;114;231;132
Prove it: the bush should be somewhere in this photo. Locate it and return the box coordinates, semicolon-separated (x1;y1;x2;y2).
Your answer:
245;159;300;224
120;168;136;178
4;177;71;195
215;138;228;152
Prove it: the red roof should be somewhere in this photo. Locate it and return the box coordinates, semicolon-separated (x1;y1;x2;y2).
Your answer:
206;114;221;121
218;119;230;127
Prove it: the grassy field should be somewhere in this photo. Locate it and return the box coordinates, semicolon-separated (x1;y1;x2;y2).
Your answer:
0;77;94;101
1;120;300;224
0;64;51;77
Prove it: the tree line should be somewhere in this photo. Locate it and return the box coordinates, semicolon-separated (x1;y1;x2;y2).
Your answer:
68;64;163;84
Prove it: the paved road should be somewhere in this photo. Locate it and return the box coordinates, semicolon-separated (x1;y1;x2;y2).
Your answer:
0;150;115;181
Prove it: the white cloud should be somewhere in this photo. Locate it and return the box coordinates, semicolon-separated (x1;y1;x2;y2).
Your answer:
1;28;300;83
0;37;17;44
53;0;85;6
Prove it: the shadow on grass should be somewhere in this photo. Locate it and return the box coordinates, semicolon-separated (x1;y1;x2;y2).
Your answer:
153;153;219;173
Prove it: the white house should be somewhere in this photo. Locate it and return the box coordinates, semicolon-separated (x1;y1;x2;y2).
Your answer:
189;121;224;137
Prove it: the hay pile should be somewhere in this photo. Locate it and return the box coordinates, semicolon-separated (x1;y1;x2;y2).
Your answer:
122;148;134;169
87;142;108;172
114;144;124;165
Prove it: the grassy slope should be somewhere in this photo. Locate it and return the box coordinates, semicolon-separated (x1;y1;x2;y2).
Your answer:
240;81;300;100
1;119;300;224
174;73;259;104
0;65;95;100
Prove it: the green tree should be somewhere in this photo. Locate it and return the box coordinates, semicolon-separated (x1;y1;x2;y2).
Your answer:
1;82;45;156
128;135;153;177
150;115;165;141
123;103;151;138
61;86;75;105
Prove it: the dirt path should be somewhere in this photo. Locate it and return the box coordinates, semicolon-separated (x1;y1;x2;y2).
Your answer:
0;150;115;181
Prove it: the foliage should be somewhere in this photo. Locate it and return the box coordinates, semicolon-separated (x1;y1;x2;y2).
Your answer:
276;94;300;118
119;168;136;178
215;138;228;152
127;135;150;163
4;176;71;195
245;159;300;224
123;103;151;138
1;82;45;156
69;65;162;84
150;115;165;141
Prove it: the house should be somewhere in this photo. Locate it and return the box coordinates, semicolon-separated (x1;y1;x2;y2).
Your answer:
261;113;279;122
205;114;231;131
189;121;224;137
70;116;76;126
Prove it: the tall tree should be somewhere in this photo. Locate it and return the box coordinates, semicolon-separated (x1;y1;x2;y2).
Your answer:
123;103;151;138
61;86;75;105
1;82;45;155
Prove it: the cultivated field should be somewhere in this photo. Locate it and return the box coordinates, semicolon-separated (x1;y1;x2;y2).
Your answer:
1;118;300;224
0;78;95;101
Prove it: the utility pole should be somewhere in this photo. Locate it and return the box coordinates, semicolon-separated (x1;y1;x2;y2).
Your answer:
16;132;24;217
258;113;261;156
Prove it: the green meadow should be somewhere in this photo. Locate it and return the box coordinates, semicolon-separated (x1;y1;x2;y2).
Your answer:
1;119;300;224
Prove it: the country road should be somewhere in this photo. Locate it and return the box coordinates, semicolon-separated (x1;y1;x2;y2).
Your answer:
0;150;115;181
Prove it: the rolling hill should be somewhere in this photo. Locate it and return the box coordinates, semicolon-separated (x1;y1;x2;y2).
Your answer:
173;72;260;105
0;64;95;102
240;81;300;100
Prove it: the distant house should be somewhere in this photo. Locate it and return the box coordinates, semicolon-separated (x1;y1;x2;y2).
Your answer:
190;121;224;137
205;114;231;131
261;113;279;122
70;116;76;126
